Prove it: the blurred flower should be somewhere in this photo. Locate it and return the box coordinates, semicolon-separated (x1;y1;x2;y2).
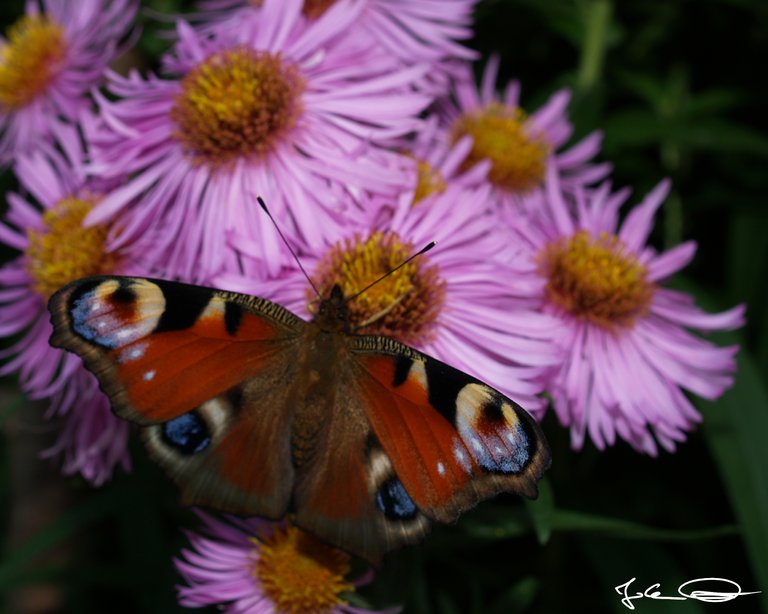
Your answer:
176;512;398;613
40;371;131;486
0;0;137;163
0;121;142;482
86;0;432;282
440;57;610;212
194;0;478;67
510;174;745;454
220;173;560;411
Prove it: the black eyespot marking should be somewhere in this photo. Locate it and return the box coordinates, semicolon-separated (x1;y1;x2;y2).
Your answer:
392;355;412;387
224;302;243;336
376;478;417;520
161;411;211;455
111;281;137;304
482;397;505;423
154;279;212;333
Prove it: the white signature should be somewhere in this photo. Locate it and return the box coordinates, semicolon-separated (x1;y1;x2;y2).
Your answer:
615;577;761;610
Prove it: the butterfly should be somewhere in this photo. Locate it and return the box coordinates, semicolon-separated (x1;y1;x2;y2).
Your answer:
48;274;550;562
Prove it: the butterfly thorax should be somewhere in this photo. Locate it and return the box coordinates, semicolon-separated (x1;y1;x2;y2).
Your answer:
312;284;352;334
290;285;355;468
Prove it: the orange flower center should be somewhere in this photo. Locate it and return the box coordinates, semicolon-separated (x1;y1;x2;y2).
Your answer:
170;47;304;170
0;14;66;111
313;231;445;345
25;196;117;300
451;102;549;194
254;525;353;614
413;159;447;205
538;230;655;329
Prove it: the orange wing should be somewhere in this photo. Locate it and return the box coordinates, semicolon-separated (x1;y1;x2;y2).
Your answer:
49;275;304;518
353;337;551;524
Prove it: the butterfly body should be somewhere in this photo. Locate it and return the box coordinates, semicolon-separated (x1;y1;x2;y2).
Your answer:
49;275;550;562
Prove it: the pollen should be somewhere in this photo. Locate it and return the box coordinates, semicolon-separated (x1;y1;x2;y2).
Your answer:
539;230;655;330
413;159;447;205
170;46;304;170
451;102;549;194
313;231;445;344
25;196;116;300
0;15;66;111
254;525;353;614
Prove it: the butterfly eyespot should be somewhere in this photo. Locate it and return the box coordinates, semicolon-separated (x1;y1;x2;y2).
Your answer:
161;411;211;455
376;478;417;520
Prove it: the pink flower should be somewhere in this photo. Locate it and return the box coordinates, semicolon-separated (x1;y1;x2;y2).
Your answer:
175;512;399;613
510;173;745;454
219;169;560;411
194;0;479;67
440;57;610;212
0;0;137;163
40;371;131;487
86;1;432;282
0;121;142;482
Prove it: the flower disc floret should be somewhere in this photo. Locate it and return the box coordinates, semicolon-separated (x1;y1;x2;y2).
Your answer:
539;230;654;330
25;196;115;300
313;232;445;345
171;47;304;169
253;525;353;614
0;15;66;111
452;102;549;194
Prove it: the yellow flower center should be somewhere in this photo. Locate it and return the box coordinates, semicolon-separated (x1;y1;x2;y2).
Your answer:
451;102;549;194
413;159;447;205
538;230;655;330
0;15;66;111
25;197;116;300
254;525;353;614
313;231;445;345
170;47;304;170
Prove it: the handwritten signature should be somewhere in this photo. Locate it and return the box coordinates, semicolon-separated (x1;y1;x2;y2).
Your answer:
615;577;761;610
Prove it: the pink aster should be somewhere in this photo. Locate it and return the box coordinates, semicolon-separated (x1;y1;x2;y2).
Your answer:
439;56;611;212
219;177;560;412
86;0;432;282
175;512;399;613
0;0;137;164
509;172;745;454
0;121;142;482
194;0;478;66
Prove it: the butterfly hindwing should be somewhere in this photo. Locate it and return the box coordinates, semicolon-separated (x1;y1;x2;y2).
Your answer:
49;275;304;518
353;336;551;524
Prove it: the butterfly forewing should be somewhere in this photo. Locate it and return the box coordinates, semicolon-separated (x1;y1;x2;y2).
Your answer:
49;275;304;518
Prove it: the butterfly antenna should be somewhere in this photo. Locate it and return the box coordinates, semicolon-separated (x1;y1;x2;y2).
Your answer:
257;196;320;298
346;241;437;305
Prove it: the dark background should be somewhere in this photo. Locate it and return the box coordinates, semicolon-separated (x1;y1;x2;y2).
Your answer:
1;1;767;612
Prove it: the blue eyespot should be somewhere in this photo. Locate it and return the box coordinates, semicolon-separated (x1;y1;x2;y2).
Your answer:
161;412;211;455
376;478;417;520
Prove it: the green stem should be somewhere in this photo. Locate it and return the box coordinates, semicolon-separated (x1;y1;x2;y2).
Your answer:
577;0;612;92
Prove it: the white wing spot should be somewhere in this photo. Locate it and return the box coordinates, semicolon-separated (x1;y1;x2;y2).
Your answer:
437;461;445;476
143;370;156;381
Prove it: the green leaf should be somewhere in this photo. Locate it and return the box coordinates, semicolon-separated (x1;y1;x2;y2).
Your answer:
486;577;540;614
524;476;554;544
0;491;116;590
700;349;768;613
462;503;736;543
0;394;25;427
